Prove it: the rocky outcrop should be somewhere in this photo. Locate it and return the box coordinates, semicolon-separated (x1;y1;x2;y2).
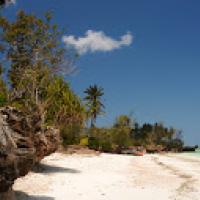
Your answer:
182;145;198;152
0;107;59;198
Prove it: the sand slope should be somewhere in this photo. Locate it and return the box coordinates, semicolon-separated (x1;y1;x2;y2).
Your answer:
13;153;200;200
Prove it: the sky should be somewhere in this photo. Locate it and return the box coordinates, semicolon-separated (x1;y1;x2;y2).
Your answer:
4;0;200;145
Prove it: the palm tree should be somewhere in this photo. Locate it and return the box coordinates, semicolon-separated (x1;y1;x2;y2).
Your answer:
84;84;104;127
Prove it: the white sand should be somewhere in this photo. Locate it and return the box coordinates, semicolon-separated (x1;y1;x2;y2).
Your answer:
13;153;200;200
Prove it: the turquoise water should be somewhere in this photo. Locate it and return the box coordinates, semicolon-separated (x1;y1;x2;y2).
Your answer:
183;149;200;157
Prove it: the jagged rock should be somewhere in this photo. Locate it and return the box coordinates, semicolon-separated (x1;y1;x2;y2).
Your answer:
34;127;60;162
0;107;59;198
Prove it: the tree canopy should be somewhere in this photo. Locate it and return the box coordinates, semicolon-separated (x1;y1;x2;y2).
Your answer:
0;10;85;131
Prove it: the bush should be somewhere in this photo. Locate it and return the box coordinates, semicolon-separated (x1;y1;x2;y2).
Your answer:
87;127;133;153
88;136;100;150
61;124;82;147
87;128;112;152
100;139;112;152
80;137;89;146
167;138;184;151
111;127;132;152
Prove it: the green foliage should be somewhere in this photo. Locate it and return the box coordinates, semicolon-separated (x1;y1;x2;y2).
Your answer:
0;10;64;88
132;122;184;150
114;115;133;128
166;138;183;151
0;79;7;107
88;136;100;150
111;127;132;152
0;10;85;131
45;76;85;127
86;117;184;153
111;115;134;152
0;9;185;151
87;126;132;153
87;128;101;150
61;124;83;147
88;128;112;152
0;10;87;148
79;137;88;146
84;84;104;127
0;67;7;107
0;11;66;112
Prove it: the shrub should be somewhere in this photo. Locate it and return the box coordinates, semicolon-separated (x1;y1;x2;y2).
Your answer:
61;124;82;147
80;137;89;146
100;139;112;152
88;136;100;150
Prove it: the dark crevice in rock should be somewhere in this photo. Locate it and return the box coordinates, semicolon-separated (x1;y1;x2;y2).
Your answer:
0;107;60;198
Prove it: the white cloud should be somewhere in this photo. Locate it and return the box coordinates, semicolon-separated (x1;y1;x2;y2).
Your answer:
62;30;133;55
4;0;16;6
10;0;16;4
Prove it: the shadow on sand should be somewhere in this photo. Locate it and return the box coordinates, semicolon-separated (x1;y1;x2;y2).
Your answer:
32;163;81;174
16;191;55;200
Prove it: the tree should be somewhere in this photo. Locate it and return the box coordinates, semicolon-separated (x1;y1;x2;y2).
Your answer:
0;9;88;149
114;115;133;128
84;84;104;127
138;123;154;145
112;115;134;152
45;76;85;127
88;128;112;152
0;10;65;88
0;10;77;127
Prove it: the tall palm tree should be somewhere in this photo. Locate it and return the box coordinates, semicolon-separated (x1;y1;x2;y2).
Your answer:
84;84;104;127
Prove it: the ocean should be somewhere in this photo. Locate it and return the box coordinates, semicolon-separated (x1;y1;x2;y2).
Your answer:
183;149;200;157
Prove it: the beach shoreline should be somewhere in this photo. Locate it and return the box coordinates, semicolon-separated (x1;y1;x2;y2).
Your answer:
13;152;200;200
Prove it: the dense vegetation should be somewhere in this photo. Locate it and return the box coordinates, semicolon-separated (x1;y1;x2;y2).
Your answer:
0;10;85;140
0;10;184;153
85;115;184;153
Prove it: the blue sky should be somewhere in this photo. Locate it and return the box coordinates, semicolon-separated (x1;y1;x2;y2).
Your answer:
5;0;200;145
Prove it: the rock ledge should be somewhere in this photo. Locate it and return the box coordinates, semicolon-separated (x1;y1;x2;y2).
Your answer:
0;107;59;198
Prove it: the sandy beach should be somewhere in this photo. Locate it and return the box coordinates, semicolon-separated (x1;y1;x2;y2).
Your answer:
13;152;200;200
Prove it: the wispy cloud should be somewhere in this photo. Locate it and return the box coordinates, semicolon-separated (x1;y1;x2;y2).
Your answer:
9;0;16;4
62;30;133;55
2;0;16;6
